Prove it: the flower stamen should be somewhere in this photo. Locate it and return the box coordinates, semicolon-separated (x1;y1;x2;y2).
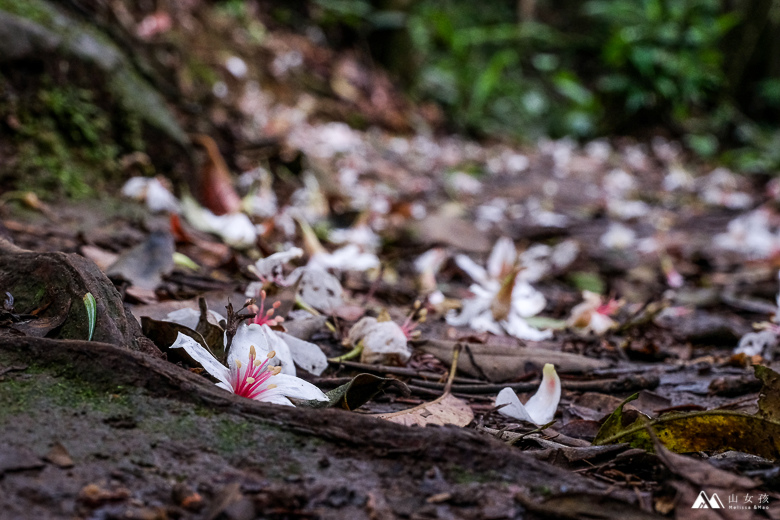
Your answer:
247;290;285;327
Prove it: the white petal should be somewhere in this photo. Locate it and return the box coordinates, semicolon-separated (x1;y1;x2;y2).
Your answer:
122;177;149;199
501;313;552;341
165;308;225;330
511;281;547;317
735;330;776;357
496;364;560;425
414;248;447;274
454;255;489;285
309;244;380;272
445;295;490;327
253;248;303;282
523;364;561;424
229;324;296;375
170;332;231;387
276;331;328;375
287;267;344;312
164;308;201;330
227;324;263;367
589;313;616;335
216;381;233;392
495;387;535;423
145;178;180;213
271;373;328;401
264;326;296;375
469;310;505;336
181;196;256;247
255;389;296;406
487;237;516;279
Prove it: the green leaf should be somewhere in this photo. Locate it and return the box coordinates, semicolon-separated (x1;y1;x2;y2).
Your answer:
297;373;409;410
594;409;780;460
567;271;605;294
173;252;199;271
524;316;567;330
593;393;641;445
469;49;516;116
83;292;96;341
595;384;780;461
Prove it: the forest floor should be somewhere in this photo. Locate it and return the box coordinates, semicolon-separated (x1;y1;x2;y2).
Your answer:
2;2;780;519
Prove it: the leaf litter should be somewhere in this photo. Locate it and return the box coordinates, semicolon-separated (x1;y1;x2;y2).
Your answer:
3;3;780;517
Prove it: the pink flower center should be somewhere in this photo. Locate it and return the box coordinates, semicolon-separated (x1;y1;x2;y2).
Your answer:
596;299;620;316
230;345;280;399
248;290;284;327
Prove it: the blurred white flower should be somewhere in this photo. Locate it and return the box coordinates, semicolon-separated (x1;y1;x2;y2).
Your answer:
225;56;248;78
122;176;180;213
600;223;636;250
249;247;303;285
700;167;753;209
602;169;636;199
329;224;381;252
713;210;779;259
181;196;256;247
448;171;483;195
663;165;695;192
348;317;411;365
567;291;619;335
308;244;380;272
447;238;551;341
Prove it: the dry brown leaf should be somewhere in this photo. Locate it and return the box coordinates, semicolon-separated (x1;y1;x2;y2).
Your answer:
45;442;74;468
192;134;242;216
378;393;474;427
377;344;474;427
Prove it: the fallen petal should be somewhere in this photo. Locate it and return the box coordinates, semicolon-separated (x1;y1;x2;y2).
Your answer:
496;363;560;425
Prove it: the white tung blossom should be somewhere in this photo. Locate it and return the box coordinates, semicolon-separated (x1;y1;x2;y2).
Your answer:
170;329;328;406
447;237;552;341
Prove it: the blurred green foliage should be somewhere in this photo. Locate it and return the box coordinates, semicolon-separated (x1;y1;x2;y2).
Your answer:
310;0;780;172
1;73;144;198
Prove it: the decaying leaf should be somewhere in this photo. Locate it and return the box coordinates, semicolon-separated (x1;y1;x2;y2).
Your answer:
417;338;609;381
652;439;758;520
44;442;74;469
379;393;474;427
193;134;242;216
106;231;175;290
378;345;474;427
594;394;780;460
142;316;216;363
300;373;408;410
755;364;780;421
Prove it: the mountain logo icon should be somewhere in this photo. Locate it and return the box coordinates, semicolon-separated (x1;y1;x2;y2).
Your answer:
692;491;724;509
